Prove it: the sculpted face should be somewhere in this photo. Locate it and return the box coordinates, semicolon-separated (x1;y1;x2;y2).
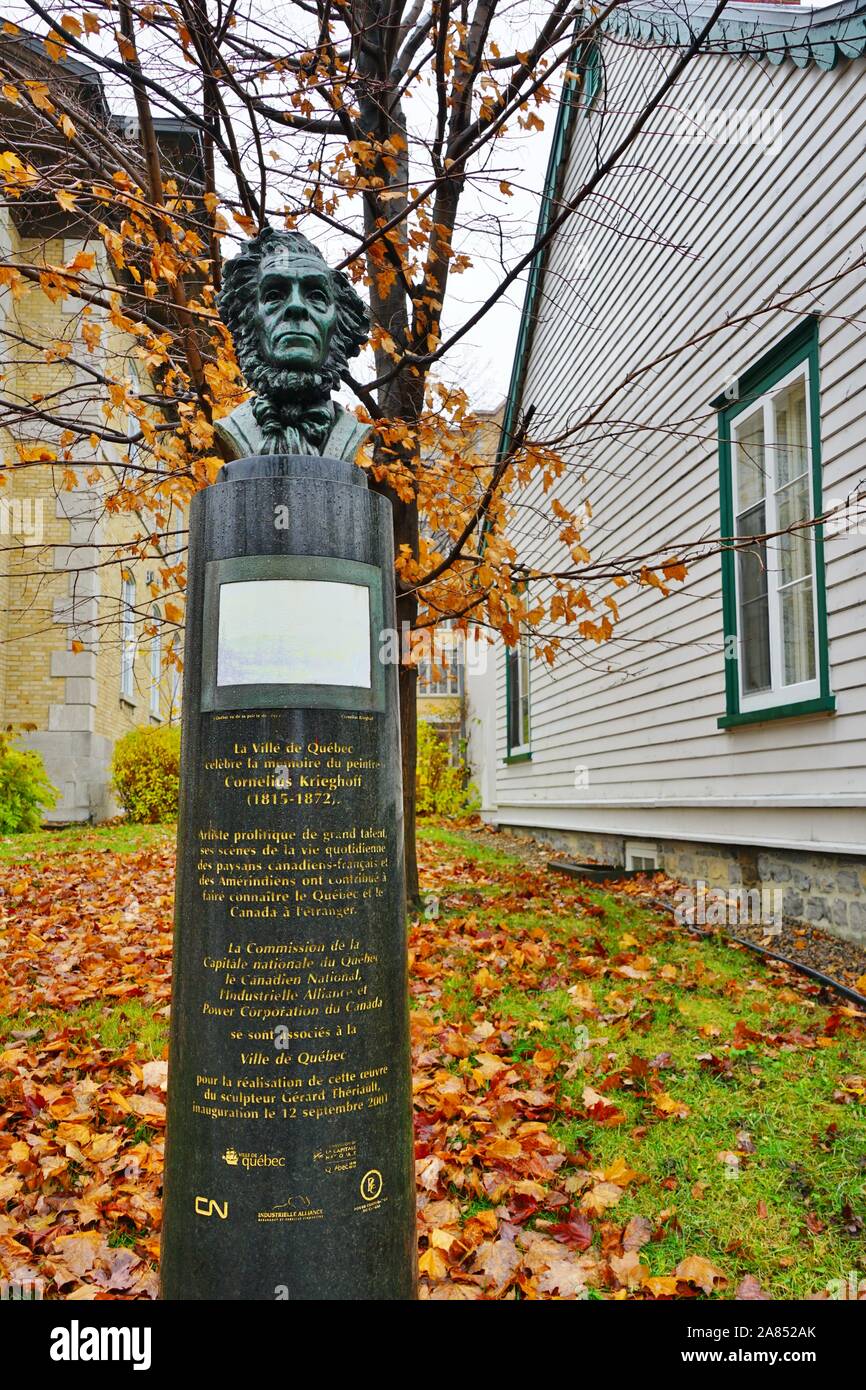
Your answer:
255;252;337;370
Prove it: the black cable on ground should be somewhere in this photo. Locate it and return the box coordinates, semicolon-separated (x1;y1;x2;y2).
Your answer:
650;895;866;1011
546;859;866;1010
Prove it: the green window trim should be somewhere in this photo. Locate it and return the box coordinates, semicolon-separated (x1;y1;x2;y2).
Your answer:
581;40;603;114
717;695;836;730
715;315;834;730
493;19;588;474
504;630;532;761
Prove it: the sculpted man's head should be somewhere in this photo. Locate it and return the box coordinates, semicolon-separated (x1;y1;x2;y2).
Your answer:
218;227;369;406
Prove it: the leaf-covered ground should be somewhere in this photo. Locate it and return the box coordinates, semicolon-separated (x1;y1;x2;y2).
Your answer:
0;820;864;1299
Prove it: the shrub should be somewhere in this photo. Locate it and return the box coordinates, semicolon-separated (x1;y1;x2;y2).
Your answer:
415;720;479;818
0;733;59;833
112;724;181;823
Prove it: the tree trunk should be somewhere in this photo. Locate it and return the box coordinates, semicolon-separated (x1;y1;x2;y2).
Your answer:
354;16;423;907
398;646;419;905
392;497;421;906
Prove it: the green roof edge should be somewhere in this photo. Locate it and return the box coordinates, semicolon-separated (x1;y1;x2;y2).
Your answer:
604;1;866;72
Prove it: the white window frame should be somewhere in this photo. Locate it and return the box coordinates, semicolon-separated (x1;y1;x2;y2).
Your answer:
149;605;162;718
120;576;137;699
731;360;821;716
625;840;658;871
168;635;182;721
506;628;531;758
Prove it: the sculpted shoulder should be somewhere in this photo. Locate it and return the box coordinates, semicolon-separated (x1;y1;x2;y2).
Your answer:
214;400;371;464
325;405;373;463
213;400;260;461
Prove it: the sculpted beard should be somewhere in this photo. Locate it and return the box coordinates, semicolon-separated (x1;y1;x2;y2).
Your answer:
239;331;342;406
236;319;343;454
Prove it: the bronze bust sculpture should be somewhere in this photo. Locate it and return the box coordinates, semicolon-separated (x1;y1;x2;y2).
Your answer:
215;227;371;462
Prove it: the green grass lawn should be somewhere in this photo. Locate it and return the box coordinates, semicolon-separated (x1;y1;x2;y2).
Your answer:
0;819;175;865
415;822;866;1298
0;821;175;1064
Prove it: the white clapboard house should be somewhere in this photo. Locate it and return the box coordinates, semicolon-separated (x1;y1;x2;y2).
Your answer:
467;0;866;942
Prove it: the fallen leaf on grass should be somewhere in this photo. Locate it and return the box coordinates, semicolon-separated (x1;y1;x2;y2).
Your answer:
472;1237;521;1294
736;1274;772;1300
610;1250;649;1290
653;1091;690;1119
580;1182;624;1216
623;1215;653;1251
548;1209;593;1250
675;1254;728;1295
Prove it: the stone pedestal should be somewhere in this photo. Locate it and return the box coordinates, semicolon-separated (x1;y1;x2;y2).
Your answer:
160;454;416;1300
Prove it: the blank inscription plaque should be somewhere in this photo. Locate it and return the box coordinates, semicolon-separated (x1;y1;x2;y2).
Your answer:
217;578;372;689
200;554;385;713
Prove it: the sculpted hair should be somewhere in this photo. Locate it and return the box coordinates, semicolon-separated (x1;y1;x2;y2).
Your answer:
218;226;369;400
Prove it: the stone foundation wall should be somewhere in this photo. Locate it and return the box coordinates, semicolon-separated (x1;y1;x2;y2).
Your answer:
493;822;866;946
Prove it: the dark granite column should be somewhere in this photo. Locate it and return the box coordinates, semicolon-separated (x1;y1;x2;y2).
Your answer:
160;454;416;1300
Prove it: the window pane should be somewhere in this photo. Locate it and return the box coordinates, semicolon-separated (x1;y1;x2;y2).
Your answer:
737;502;767;605
774;375;808;486
778;473;813;587
418;649;460;696
781;579;816;685
507;635;530;750
150;620;161;716
519;638;530;694
741;599;771;693
169;638;181;719
723;354;822;711
737;503;770;695
506;648;519;748
735;409;765;510
121;579;136;697
519;638;530;745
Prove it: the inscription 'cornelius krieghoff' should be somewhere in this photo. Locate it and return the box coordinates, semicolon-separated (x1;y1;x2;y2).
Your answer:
160;227;415;1302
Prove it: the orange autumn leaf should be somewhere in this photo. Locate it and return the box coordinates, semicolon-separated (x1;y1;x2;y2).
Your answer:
675;1255;728;1295
661;558;688;583
653;1091;690;1119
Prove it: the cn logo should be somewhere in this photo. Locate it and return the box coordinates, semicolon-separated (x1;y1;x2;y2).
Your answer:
195;1196;228;1219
